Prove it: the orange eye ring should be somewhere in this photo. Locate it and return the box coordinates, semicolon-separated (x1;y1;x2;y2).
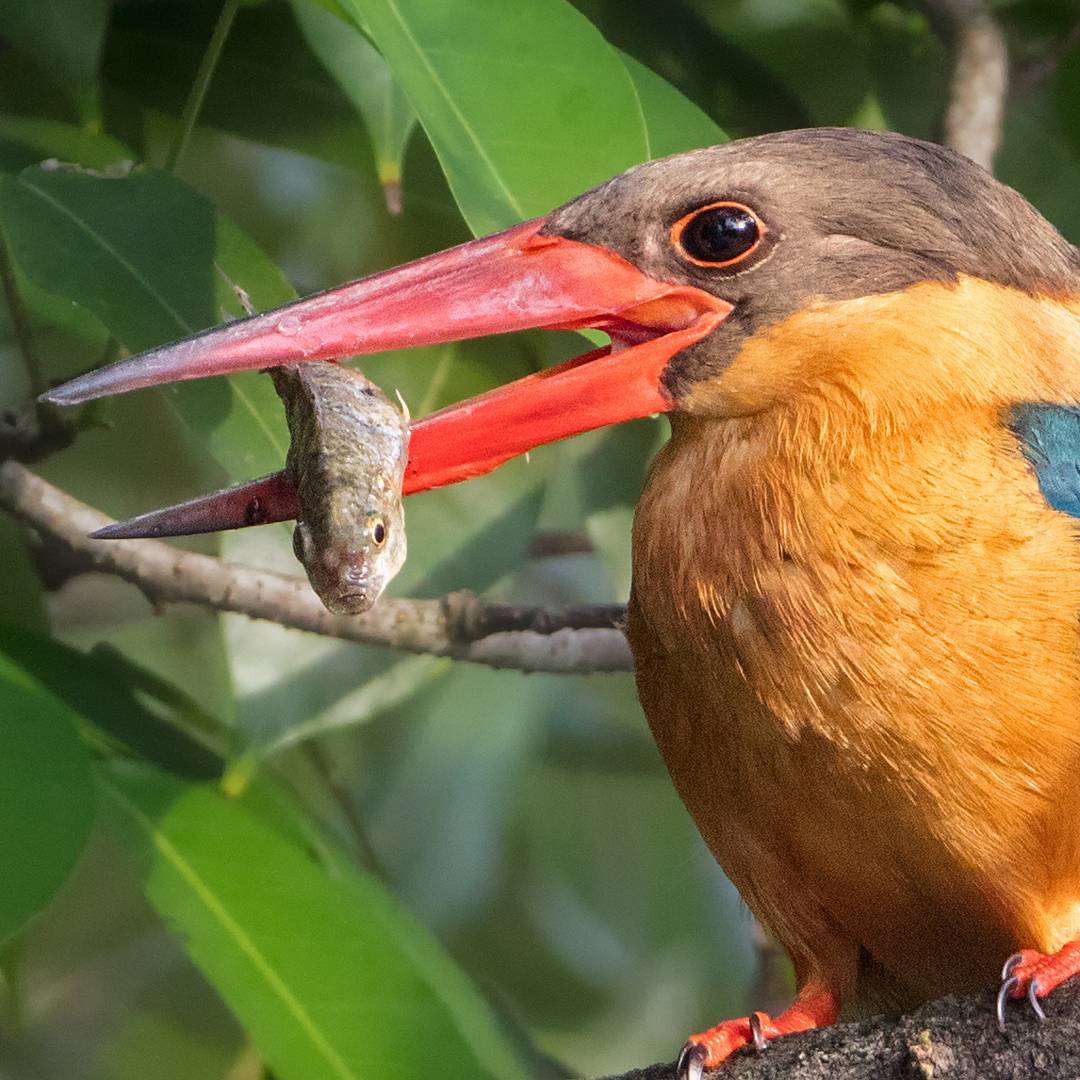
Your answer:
671;201;764;268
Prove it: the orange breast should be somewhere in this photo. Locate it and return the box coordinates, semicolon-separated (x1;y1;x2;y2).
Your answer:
627;281;1080;1011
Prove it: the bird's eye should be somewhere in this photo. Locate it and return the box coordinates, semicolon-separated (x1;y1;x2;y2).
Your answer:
673;202;762;268
368;515;387;547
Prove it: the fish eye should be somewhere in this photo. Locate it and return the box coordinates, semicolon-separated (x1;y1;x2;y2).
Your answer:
368;514;387;547
672;202;762;268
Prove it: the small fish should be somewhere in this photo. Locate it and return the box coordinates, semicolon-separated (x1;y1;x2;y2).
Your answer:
271;361;409;615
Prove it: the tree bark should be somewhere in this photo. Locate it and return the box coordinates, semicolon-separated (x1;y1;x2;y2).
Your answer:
597;978;1080;1080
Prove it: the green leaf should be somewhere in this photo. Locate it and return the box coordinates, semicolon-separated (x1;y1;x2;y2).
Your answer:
685;0;872;127
0;164;291;479
103;1;377;173
102;762;525;1080
0;624;226;778
619;54;726;158
249;654;450;763
999;83;1080;245
1054;47;1080;178
0;676;96;944
0;0;110;118
0;165;214;350
338;0;649;234
859;4;948;141
0;518;47;632
0;114;132;173
291;0;418;205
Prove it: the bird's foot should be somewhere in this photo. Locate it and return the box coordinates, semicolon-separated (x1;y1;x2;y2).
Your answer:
675;987;839;1078
997;941;1080;1030
675;1014;781;1079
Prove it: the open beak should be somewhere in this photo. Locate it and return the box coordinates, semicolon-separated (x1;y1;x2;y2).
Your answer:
46;218;731;538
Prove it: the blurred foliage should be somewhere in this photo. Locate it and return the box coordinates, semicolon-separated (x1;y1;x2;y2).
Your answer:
0;0;1076;1077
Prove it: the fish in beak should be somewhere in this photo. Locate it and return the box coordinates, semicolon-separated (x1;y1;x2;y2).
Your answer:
43;217;731;537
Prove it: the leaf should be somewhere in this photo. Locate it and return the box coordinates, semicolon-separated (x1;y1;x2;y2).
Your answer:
0;164;291;479
252;654;450;761
0;518;47;632
291;0;418;207
365;663;544;923
1;165;215;350
999;83;1080;245
0;675;96;944
103;0;376;173
619;54;726;158
102;762;526;1080
0;114;133;173
684;0;872;127
0;0;110;117
859;4;948;141
1053;47;1080;185
0;623;226;779
338;0;649;234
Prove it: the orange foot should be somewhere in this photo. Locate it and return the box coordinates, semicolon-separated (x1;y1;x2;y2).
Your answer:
998;941;1080;1030
676;985;839;1079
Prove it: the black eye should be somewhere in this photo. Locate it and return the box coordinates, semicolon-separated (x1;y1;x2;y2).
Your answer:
370;517;387;546
674;202;761;267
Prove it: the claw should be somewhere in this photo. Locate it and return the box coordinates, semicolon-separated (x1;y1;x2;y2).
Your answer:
749;1012;768;1053
1027;978;1046;1022
997;975;1019;1030
1001;952;1024;981
676;1041;707;1080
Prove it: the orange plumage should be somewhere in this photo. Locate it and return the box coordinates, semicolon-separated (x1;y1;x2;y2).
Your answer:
629;280;1080;1027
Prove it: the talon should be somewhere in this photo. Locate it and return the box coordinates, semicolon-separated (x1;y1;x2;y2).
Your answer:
749;1012;768;1052
1027;978;1046;1022
1001;952;1024;980
997;975;1019;1030
677;1041;707;1080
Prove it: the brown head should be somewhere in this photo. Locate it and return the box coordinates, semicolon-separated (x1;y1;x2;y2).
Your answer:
545;127;1080;421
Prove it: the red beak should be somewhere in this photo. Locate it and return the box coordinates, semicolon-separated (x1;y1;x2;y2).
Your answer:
47;218;730;538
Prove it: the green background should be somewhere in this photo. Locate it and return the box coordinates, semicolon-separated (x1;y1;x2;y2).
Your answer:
0;0;1075;1077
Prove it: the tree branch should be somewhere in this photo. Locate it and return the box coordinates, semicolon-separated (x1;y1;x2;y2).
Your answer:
928;0;1009;172
596;977;1080;1080
0;461;632;674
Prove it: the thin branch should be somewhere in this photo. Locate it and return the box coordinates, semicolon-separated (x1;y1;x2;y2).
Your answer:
457;600;625;638
0;405;75;464
166;0;241;173
0;462;633;675
928;0;1008;172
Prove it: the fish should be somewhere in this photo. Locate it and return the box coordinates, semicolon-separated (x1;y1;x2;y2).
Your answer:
271;361;409;615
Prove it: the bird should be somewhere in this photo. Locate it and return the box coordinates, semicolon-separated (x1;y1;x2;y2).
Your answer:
42;128;1080;1074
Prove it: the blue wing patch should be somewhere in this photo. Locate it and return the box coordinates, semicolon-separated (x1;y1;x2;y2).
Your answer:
1009;404;1080;519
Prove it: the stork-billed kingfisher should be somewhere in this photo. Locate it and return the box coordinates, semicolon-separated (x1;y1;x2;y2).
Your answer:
43;128;1080;1074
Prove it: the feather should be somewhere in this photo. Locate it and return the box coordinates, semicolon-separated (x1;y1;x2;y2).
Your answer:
1009;404;1080;520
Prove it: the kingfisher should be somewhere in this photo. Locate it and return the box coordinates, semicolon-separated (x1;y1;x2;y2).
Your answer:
44;128;1080;1075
